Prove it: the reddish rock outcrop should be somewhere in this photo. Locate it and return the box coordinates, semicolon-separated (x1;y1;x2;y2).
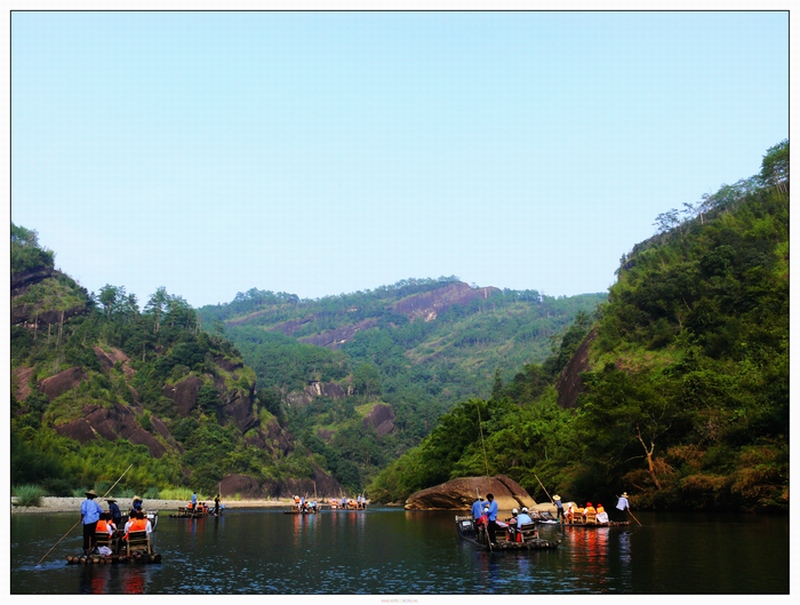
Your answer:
556;329;596;409
39;366;85;400
404;475;537;512
163;376;204;417
93;345;135;379
53;401;178;458
218;464;343;499
391;282;500;322
12;367;35;402
363;403;395;436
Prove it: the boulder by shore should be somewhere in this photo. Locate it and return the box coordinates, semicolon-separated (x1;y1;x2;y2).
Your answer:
10;496;298;514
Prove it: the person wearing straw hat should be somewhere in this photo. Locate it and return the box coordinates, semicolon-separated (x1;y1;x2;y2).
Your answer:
106;497;122;527
553;494;564;523
615;492;631;522
80;489;104;555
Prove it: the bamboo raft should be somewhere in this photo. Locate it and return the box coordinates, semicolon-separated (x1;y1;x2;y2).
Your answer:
284;507;319;514
532;510;631;527
169;506;213;518
455;516;561;552
561;520;631;527
66;552;162;565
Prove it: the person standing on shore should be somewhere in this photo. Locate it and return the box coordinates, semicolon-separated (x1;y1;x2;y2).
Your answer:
214;494;221;516
81;489;104;555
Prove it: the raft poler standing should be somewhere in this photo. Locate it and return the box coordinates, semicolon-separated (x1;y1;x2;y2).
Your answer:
485;493;499;546
81;489;104;555
615;492;630;522
553;494;564;523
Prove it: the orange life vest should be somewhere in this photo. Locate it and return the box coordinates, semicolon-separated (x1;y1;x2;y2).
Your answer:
124;518;148;539
96;519;112;534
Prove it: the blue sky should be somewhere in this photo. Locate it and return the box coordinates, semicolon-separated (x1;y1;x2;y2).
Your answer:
8;9;789;308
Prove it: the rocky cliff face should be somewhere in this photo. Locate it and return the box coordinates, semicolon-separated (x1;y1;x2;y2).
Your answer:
11;268;89;327
404;475;537;511
219;462;343;499
362;403;395;436
390;282;500;322
285;380;353;407
555;328;596;409
262;281;501;349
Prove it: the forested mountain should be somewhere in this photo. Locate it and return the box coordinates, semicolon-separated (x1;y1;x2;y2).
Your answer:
10;226;343;499
11;140;786;512
368;141;788;513
10;224;602;498
197;279;606;491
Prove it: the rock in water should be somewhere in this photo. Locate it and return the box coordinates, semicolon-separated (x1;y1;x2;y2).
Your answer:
404;475;536;511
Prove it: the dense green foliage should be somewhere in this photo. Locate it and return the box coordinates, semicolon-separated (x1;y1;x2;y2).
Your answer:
369;141;788;512
9;243;292;497
11;224;55;275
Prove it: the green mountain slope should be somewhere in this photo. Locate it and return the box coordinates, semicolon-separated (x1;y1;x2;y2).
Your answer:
198;280;606;490
10;226;342;499
370;140;788;512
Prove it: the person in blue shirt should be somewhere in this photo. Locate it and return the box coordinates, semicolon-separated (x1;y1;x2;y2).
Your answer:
516;507;534;527
106;497;122;528
471;496;484;521
191;491;198;508
553;495;564;523
485;493;499;545
81;489;104;555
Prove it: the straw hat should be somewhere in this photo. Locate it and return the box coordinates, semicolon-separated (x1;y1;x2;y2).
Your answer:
106;498;117;503
622;492;628;497
553;495;561;501
85;489;98;498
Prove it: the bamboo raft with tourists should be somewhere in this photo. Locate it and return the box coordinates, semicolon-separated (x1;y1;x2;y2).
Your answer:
455;515;561;552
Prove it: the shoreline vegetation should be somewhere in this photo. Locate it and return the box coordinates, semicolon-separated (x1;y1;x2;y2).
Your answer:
10;496;312;514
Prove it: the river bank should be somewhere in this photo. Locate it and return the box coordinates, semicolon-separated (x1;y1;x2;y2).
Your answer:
10;496;296;514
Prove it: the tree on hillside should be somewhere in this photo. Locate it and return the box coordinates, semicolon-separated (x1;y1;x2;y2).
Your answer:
11;223;55;275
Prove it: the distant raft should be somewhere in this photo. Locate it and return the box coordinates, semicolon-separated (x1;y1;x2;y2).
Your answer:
169;505;213;518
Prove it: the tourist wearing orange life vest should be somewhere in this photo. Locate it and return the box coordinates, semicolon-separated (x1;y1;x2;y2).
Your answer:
596;503;609;524
96;512;115;536
123;510;152;540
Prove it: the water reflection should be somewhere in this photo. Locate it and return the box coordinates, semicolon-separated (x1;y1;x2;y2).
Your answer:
121;566;149;594
10;509;789;594
78;565;110;594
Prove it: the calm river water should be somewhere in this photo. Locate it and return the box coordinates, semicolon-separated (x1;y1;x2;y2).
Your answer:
9;508;789;594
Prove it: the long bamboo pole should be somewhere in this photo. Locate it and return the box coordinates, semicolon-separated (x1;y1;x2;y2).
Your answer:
476;403;490;477
628;509;643;526
533;472;553;503
36;464;134;566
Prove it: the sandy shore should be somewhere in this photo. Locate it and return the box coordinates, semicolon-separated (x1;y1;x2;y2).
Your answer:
10;496;297;514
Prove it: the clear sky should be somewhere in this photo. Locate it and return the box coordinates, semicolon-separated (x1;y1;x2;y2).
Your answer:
8;7;789;308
